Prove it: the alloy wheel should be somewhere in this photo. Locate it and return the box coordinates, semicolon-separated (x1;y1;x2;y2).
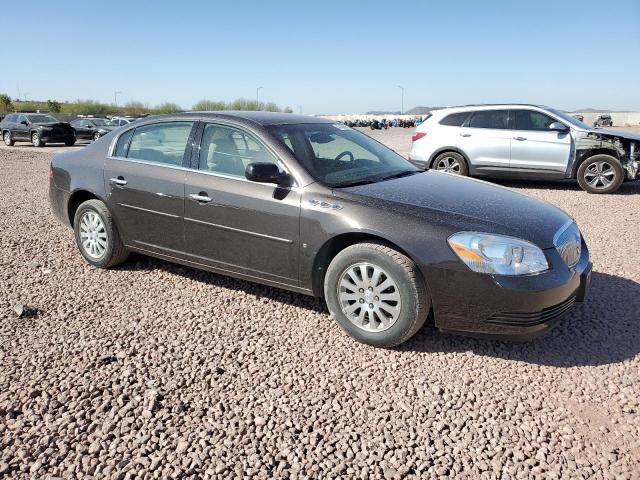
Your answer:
4;132;10;145
584;161;616;190
435;156;461;174
337;263;402;332
79;211;108;259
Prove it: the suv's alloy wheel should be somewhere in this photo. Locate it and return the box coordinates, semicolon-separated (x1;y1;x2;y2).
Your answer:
31;132;43;148
3;131;14;146
577;154;624;194
432;151;469;176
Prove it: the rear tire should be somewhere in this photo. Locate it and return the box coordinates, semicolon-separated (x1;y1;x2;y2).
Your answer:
324;242;430;347
93;132;101;142
31;132;44;148
3;131;14;146
73;199;129;268
65;140;76;147
576;154;624;194
431;151;469;176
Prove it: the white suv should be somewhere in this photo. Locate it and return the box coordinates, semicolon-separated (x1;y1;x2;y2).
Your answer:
408;104;639;193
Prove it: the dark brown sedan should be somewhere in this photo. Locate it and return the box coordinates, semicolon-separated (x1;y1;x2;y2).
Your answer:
49;112;591;346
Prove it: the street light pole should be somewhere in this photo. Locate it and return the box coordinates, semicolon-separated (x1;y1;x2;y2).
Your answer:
114;91;122;107
397;86;404;115
256;86;264;110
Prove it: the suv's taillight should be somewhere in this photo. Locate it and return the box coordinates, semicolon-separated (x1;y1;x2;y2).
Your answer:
412;132;426;142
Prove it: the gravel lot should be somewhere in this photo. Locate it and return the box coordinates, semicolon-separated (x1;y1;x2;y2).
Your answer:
1;131;639;479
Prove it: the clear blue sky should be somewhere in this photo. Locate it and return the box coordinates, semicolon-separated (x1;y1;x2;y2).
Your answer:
2;0;639;113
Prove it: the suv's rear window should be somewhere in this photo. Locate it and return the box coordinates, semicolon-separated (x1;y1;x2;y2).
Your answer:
439;112;470;126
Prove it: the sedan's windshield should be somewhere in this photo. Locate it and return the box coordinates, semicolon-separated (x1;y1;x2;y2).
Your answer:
267;123;419;187
26;114;58;123
547;108;590;130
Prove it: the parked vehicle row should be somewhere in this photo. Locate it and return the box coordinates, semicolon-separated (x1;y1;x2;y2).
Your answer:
409;104;639;194
0;114;144;147
49;112;592;347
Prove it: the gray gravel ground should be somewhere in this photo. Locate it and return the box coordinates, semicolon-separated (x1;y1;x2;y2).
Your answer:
1;134;640;479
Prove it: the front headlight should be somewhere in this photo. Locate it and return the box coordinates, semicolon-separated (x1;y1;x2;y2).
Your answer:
448;232;548;275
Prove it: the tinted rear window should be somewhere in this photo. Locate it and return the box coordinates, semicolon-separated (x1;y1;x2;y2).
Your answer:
468;110;509;129
439;111;470;126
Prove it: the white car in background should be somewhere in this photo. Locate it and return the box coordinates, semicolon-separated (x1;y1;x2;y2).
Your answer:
408;104;639;193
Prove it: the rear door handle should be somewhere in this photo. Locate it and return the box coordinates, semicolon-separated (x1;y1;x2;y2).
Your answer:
109;176;127;186
189;192;212;203
513;136;527;141
460;133;472;137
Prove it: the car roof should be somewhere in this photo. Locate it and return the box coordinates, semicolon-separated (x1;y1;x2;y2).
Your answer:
141;111;334;126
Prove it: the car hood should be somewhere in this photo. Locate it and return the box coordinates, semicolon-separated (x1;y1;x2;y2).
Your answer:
587;128;640;141
334;171;571;249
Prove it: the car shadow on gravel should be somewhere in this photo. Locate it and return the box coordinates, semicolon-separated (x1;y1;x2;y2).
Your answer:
402;272;640;367
118;258;638;367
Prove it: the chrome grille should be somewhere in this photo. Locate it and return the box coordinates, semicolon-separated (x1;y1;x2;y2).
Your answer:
554;221;581;269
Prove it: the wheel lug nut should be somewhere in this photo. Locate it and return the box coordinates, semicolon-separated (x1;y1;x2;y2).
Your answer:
359;299;364;303
368;287;373;291
359;288;364;293
369;303;374;309
374;296;379;301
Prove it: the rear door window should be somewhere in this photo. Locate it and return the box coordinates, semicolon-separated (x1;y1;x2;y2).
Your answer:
468;110;509;129
127;121;194;166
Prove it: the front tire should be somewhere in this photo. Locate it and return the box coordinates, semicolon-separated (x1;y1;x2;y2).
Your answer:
3;131;14;146
431;151;469;176
31;132;44;147
577;154;624;194
73;199;129;268
65;140;76;147
324;242;430;347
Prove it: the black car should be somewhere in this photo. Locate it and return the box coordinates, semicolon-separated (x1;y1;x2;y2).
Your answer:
70;117;117;141
49;112;592;347
2;113;76;147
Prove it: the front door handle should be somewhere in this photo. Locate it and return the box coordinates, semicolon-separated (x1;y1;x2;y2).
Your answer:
513;136;527;141
109;176;127;186
189;192;212;203
460;133;472;137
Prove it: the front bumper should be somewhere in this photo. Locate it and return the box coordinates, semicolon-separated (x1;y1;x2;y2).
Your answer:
428;241;591;340
41;130;76;143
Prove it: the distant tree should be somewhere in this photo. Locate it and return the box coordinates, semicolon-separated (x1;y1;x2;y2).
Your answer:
283;106;293;113
47;99;62;113
192;99;226;111
0;93;12;111
64;99;113;116
123;101;149;116
154;102;182;114
264;102;280;112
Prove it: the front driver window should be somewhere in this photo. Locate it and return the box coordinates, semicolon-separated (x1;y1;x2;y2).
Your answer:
513;110;557;131
199;124;280;177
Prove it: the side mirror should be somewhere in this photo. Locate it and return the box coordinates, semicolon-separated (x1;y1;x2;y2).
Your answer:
245;162;290;186
549;122;568;132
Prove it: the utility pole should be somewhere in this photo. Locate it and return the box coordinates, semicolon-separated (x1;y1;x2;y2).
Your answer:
397;85;404;115
114;91;122;107
256;86;264;110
